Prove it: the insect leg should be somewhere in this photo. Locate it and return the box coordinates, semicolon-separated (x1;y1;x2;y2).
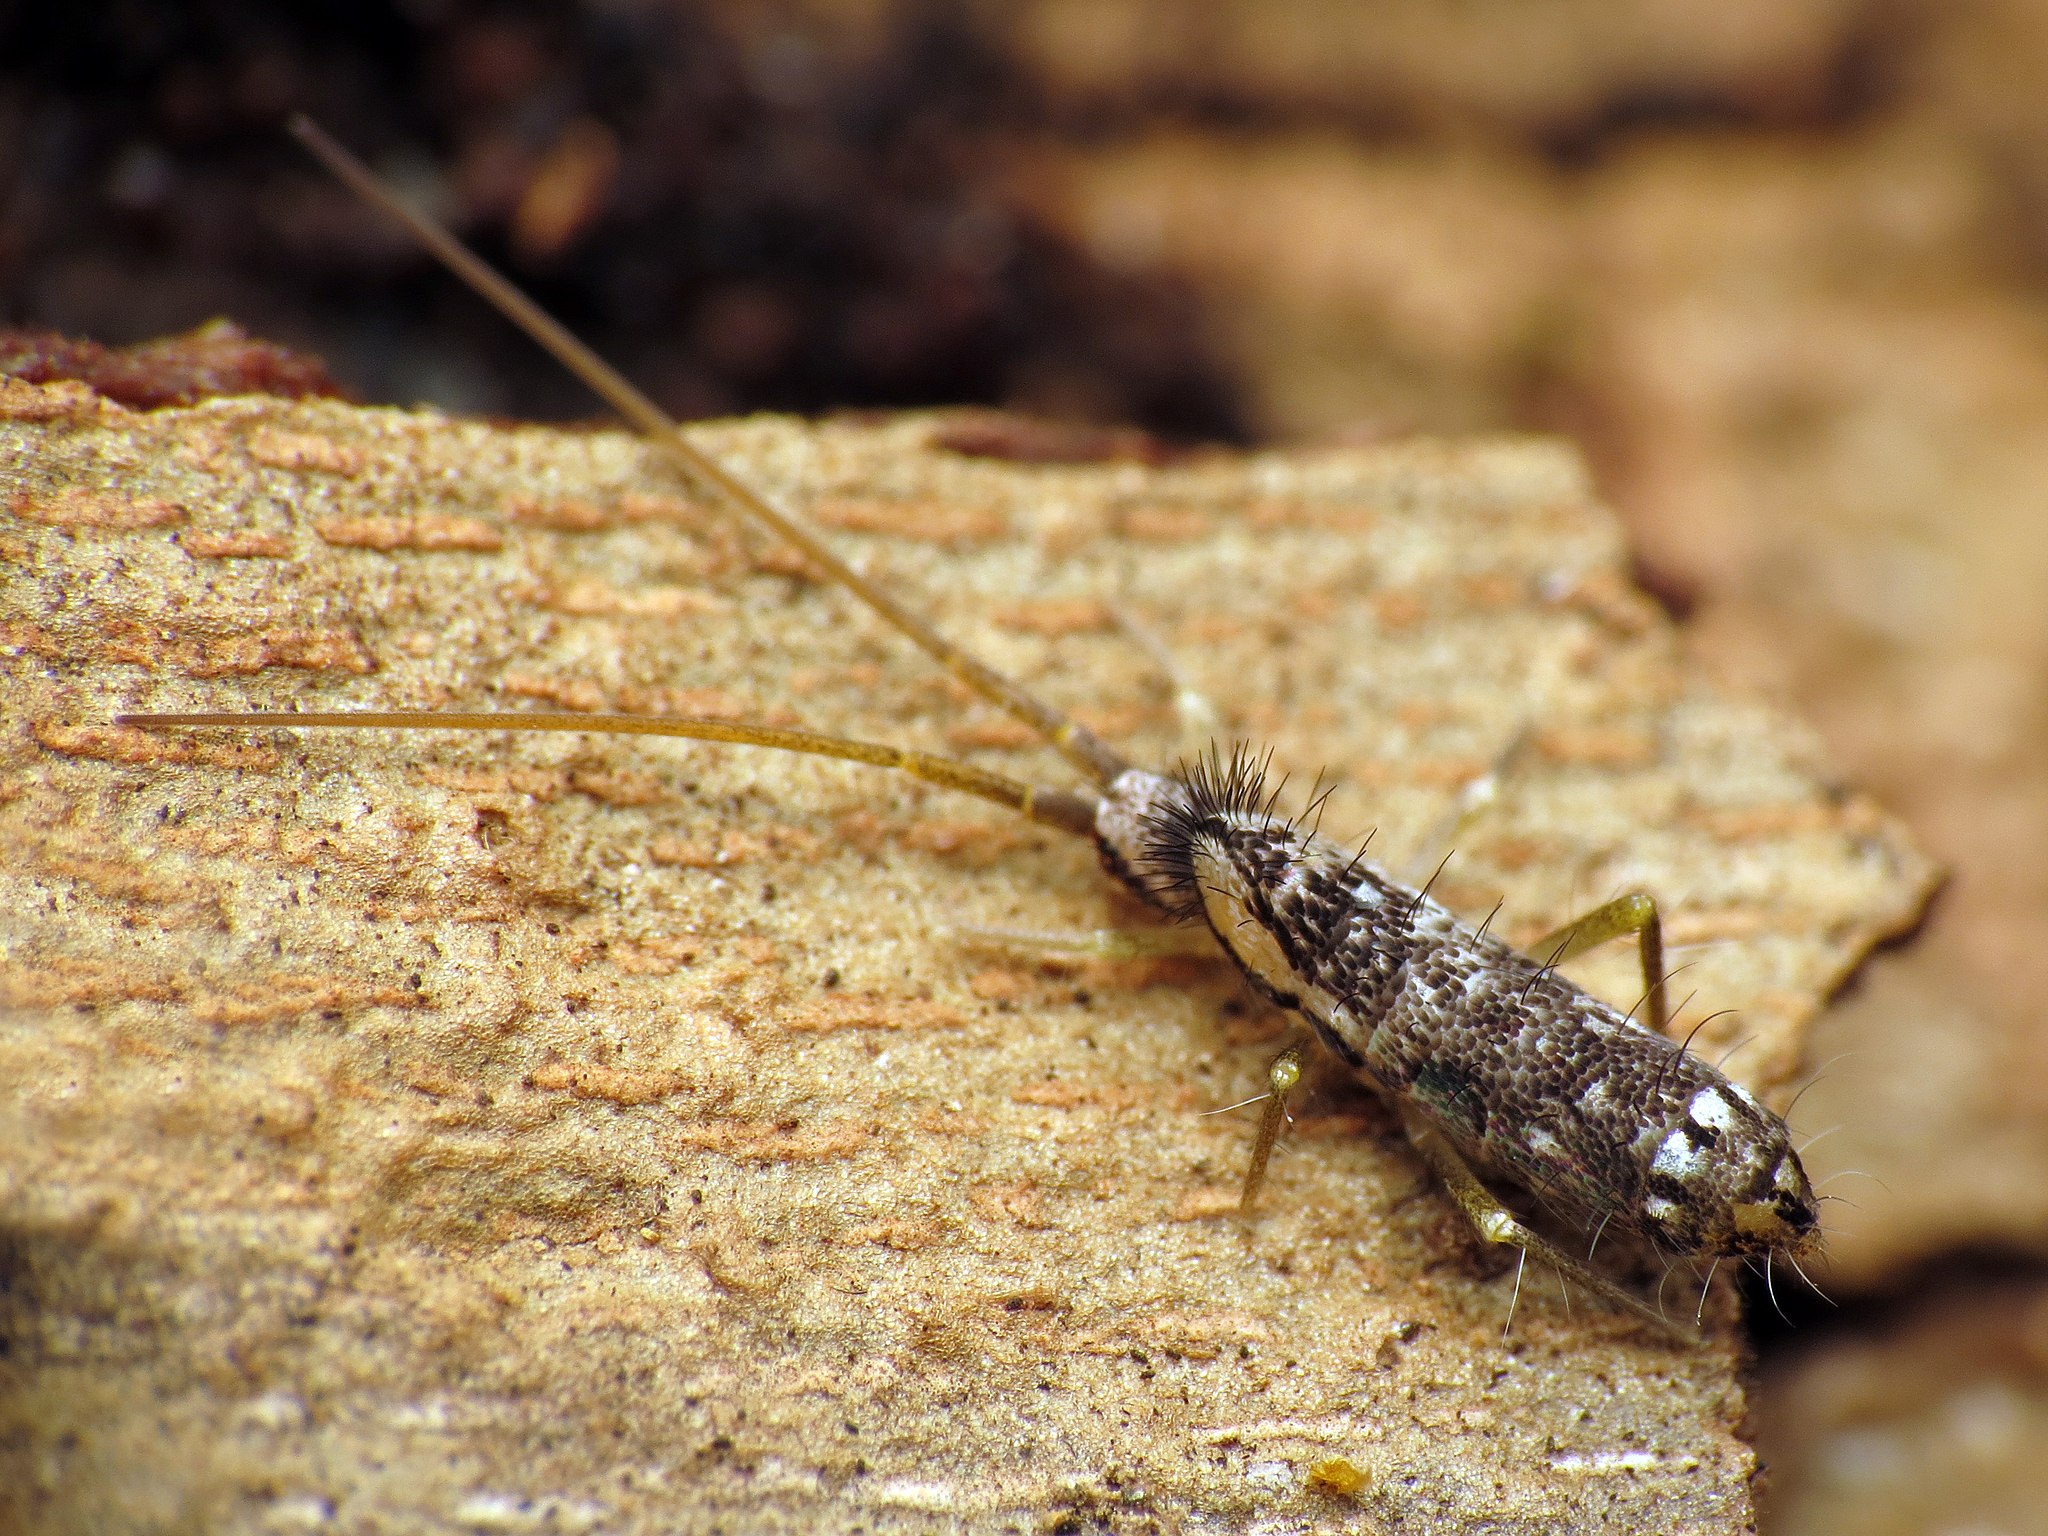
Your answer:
1398;1107;1692;1339
1400;725;1531;882
959;910;1294;1214
1527;891;1668;1036
1239;1046;1304;1215
1109;603;1223;753
951;926;1220;960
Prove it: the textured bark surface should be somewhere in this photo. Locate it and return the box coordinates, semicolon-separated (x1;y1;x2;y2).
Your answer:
0;383;1933;1533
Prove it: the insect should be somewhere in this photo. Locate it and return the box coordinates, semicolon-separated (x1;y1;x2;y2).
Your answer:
121;116;1824;1339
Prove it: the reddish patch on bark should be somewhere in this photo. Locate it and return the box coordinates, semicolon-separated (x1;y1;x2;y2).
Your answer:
929;410;1176;466
0;320;345;410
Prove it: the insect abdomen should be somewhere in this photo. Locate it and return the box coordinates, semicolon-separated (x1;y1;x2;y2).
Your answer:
1232;842;1682;1232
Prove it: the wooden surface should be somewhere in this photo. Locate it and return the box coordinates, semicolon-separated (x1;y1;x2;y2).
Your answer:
0;382;1934;1532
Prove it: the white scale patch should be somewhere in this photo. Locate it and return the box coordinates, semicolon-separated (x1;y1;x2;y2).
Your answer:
1643;1194;1680;1222
1651;1126;1707;1179
1525;1126;1565;1159
1688;1088;1735;1133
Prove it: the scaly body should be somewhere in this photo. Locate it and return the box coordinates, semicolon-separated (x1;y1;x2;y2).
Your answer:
1098;757;1820;1267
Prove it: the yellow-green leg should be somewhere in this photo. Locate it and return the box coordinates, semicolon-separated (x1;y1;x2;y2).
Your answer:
1238;1046;1304;1214
955;923;1302;1212
1399;1107;1692;1339
1110;603;1224;753
1528;891;1667;1036
948;924;1220;960
1399;725;1532;883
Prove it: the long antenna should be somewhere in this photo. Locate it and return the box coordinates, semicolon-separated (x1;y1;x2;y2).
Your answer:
116;711;1100;837
286;114;1131;789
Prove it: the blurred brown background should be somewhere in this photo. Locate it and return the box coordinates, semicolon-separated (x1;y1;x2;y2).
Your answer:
7;3;2048;1529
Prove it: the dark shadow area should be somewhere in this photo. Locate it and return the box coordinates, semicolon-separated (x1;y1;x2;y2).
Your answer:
0;0;1248;441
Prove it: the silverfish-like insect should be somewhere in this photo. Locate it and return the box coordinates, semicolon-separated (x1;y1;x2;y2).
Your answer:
123;117;1824;1338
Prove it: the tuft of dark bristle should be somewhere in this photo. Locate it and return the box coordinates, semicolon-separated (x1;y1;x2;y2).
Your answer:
1139;745;1283;921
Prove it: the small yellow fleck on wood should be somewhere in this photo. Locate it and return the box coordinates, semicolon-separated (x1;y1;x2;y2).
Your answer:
1307;1456;1371;1497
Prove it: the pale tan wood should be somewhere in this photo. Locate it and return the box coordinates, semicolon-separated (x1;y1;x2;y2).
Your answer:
0;383;1934;1532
